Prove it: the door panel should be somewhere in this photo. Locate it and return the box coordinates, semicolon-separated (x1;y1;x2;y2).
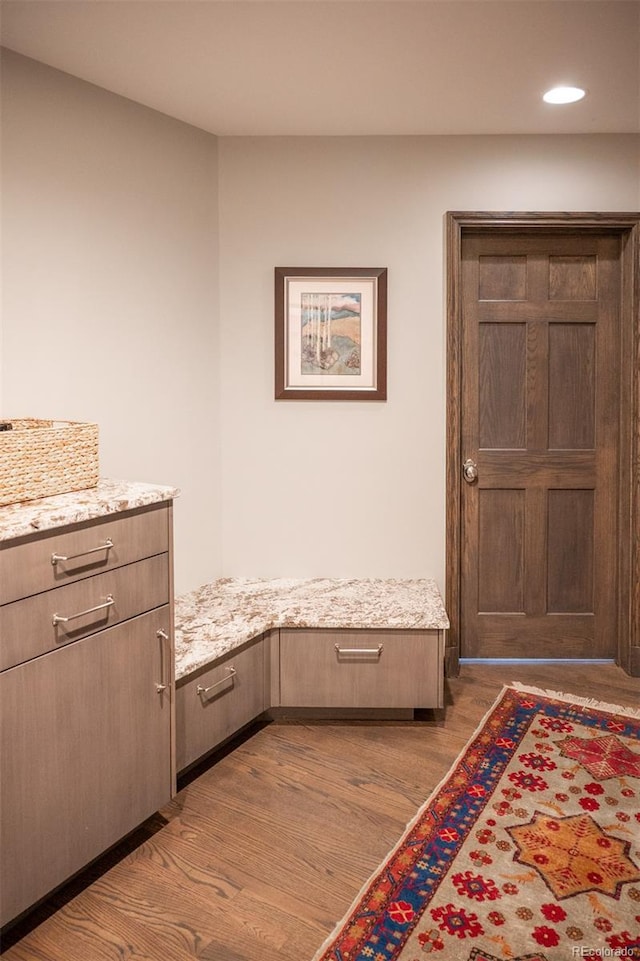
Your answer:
478;489;525;613
461;232;620;659
547;490;594;613
478;254;527;300
549;254;597;300
479;324;527;448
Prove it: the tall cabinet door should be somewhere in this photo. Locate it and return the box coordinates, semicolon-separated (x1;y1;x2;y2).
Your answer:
0;606;172;924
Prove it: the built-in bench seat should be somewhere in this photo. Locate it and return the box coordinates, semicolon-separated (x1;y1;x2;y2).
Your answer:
173;577;449;772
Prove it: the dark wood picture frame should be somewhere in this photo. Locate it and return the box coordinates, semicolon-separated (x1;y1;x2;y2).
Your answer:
275;267;387;400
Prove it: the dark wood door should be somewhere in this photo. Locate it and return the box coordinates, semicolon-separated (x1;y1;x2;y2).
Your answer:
460;231;621;658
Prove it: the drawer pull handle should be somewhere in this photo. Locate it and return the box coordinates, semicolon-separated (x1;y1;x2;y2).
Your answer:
197;667;237;698
51;539;114;566
52;594;115;626
156;629;170;693
334;644;383;657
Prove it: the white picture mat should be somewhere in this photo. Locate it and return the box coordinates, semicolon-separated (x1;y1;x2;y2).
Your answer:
285;278;378;389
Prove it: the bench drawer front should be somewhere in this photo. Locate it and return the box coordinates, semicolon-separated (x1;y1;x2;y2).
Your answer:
279;630;443;709
176;639;266;772
0;553;170;671
0;503;169;604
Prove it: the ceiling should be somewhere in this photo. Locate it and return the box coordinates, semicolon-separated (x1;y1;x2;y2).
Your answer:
1;0;639;137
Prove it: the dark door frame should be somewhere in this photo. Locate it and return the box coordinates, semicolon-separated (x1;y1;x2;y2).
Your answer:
445;211;640;678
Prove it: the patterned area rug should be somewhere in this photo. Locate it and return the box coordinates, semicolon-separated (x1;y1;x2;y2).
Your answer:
312;685;640;961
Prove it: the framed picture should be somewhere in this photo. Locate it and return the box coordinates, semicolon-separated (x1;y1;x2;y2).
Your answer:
275;267;387;400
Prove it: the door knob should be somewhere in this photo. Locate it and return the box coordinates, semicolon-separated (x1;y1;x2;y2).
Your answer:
463;458;478;484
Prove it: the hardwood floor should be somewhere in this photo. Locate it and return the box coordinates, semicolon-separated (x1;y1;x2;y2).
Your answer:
2;663;638;960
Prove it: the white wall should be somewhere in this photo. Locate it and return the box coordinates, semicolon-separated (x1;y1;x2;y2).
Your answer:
2;50;638;596
218;135;640;590
1;51;221;594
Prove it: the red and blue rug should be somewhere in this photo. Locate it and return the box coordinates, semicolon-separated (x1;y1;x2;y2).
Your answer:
313;685;640;961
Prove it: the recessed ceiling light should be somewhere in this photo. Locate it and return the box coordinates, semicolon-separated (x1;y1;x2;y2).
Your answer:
543;86;586;105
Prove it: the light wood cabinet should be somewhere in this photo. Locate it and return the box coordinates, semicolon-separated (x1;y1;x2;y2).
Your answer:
277;629;444;709
175;637;266;773
0;502;175;926
174;627;445;773
171;577;448;771
0;553;169;670
0;502;169;605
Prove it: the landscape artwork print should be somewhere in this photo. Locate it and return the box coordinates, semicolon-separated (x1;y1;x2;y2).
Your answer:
275;267;387;401
300;292;361;376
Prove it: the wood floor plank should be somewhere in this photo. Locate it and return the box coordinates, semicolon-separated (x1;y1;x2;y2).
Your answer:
193;754;412;844
182;744;403;857
1;891;195;961
139;807;341;931
168;803;375;905
260;720;467;807
87;858;230;957
2;663;637;961
129;826;243;905
198;889;306;956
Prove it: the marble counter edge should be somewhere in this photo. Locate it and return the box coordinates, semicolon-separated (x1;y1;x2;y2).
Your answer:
174;578;450;681
0;479;180;542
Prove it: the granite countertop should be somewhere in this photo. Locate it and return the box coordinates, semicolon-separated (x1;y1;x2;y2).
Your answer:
0;479;180;542
175;577;449;680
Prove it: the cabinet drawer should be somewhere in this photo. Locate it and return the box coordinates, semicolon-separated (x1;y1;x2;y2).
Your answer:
279;630;443;709
0;553;169;670
0;503;169;604
176;639;266;773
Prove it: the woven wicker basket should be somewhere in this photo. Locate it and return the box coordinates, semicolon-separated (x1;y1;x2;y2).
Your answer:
0;419;99;506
